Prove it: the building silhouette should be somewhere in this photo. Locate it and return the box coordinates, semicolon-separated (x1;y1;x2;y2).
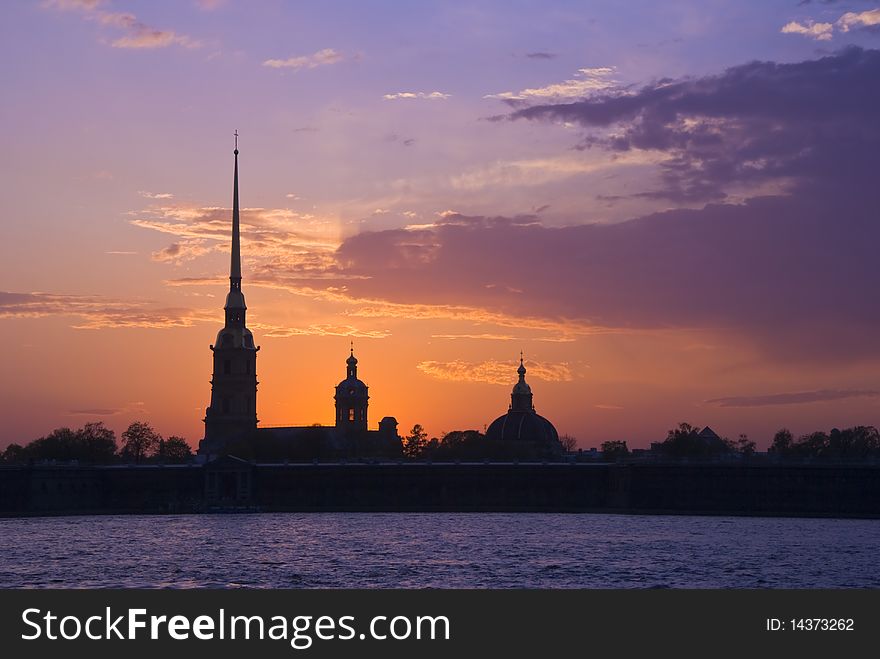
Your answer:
200;138;259;457
198;140;400;460
335;347;368;434
486;356;562;455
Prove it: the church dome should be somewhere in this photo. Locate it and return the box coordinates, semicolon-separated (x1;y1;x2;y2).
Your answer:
486;410;559;444
337;376;368;395
485;356;561;450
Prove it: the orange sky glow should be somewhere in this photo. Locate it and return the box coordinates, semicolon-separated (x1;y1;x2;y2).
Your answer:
3;1;880;451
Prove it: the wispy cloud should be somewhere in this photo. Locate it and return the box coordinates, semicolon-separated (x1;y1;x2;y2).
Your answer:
45;0;200;49
67;401;147;417
0;291;214;329
343;295;604;339
838;8;880;32
486;66;617;101
138;190;174;199
68;407;123;416
450;152;661;190
525;51;557;60
781;20;834;40
263;48;345;70
151;240;214;264
416;360;574;385
383;91;451;100
130;204;343;277
430;333;516;341
707;390;880;408
164;278;608;342
782;8;880;40
250;322;390;339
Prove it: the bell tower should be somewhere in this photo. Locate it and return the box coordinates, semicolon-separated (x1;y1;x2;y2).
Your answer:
334;345;369;434
200;133;259;456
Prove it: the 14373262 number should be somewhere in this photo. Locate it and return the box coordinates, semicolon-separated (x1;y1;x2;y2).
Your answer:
790;618;854;631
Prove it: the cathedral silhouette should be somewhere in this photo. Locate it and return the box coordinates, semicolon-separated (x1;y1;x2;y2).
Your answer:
197;140;560;460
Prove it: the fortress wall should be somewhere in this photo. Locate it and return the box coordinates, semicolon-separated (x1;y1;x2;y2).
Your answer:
1;462;879;517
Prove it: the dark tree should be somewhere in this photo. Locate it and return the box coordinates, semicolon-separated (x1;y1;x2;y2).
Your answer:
734;433;756;456
26;427;80;462
1;443;26;463
158;436;193;463
120;421;161;464
770;426;880;460
659;422;700;457
559;434;578;452
792;431;829;458
657;422;730;458
826;426;880;459
78;422;118;463
3;423;117;464
403;423;428;458
601;440;629;461
769;428;793;455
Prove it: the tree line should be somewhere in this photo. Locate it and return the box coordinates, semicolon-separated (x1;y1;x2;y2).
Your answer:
404;422;880;462
0;421;193;465
401;424;565;461
767;426;880;459
604;423;880;460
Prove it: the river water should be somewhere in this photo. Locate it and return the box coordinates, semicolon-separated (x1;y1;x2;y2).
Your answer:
1;513;877;588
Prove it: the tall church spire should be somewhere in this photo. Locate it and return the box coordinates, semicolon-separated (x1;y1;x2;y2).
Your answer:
225;131;246;318
201;132;259;456
230;131;242;287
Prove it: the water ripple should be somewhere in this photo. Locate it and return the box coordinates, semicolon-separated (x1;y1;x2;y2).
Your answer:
0;513;878;588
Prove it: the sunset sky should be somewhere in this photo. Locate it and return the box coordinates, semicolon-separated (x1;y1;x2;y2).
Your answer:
2;0;880;450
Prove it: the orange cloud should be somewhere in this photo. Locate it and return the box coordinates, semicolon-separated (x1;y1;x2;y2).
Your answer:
250;322;390;339
135;205;622;341
45;0;200;49
416;359;575;385
0;291;214;329
131;204;342;276
151;240;214;264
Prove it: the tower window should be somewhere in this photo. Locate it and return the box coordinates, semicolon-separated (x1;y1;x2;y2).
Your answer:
349;409;355;422
223;359;231;375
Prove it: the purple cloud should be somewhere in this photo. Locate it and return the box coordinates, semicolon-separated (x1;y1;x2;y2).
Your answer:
507;47;880;201
334;187;879;361
707;390;880;407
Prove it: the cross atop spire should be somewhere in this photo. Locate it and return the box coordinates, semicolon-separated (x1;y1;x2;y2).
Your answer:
234;129;239;153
